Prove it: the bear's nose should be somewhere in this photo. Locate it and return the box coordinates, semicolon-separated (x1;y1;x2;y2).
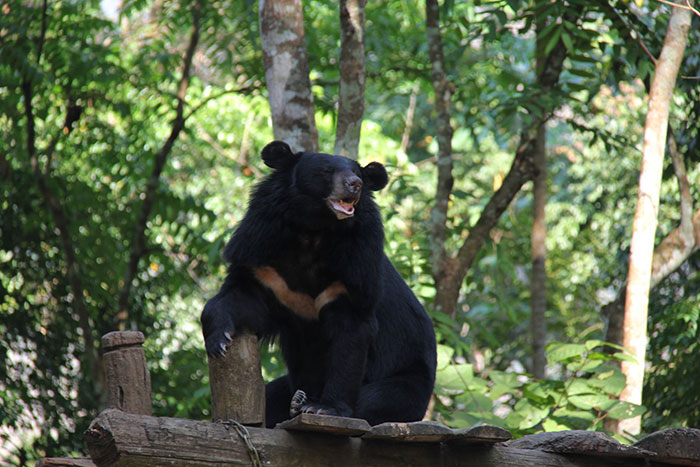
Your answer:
345;176;363;193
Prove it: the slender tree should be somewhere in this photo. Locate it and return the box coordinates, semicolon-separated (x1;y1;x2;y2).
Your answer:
425;0;455;314
530;123;547;379
259;0;318;152
530;12;552;380
616;3;692;436
334;0;366;159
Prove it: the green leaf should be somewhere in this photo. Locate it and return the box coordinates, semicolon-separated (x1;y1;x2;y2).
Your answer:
460;392;494;413
436;363;475;391
561;32;574;53
606;401;646;419
542;418;571;432
543;26;562;56
567;378;594;396
547;343;586;364
552;407;596;422
437;344;454;370
517;402;550;430
568;394;612;410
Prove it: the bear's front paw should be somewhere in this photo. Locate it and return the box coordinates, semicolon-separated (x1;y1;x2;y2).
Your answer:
204;329;234;357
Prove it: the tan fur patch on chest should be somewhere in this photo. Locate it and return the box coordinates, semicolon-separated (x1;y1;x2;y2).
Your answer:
253;266;348;320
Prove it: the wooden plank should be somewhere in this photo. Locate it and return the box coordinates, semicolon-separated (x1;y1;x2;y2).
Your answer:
448;424;512;445
634;428;700;466
37;459;96;467
363;420;454;442
276;413;371;436
84;409;681;467
506;430;653;458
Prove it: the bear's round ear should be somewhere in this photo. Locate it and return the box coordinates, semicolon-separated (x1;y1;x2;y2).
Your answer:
261;141;299;170
361;162;388;191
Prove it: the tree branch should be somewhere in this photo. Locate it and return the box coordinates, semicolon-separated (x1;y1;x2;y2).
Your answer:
656;0;700;18
668;127;693;238
649;128;696;287
36;0;48;65
116;0;202;330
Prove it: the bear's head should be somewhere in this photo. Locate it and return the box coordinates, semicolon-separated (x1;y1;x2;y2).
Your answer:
261;140;388;221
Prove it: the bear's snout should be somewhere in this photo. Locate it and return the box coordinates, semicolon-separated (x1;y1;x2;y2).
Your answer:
344;175;363;194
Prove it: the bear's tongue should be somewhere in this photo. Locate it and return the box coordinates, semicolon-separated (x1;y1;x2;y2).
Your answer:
331;199;355;217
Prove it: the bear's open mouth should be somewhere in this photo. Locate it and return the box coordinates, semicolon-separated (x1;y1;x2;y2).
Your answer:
327;197;358;219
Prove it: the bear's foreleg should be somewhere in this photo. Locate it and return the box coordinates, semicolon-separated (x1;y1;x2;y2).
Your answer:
201;270;276;357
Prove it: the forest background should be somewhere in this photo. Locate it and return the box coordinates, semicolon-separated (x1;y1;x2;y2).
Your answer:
1;0;699;464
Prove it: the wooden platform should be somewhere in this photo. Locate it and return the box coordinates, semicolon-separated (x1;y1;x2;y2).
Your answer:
38;409;699;467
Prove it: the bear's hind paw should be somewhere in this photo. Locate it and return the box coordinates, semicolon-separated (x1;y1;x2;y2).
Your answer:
289;389;308;417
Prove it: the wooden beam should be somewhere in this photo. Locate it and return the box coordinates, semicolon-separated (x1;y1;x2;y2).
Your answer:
84;409;680;467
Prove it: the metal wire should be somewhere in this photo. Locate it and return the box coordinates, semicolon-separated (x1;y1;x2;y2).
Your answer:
224;419;262;467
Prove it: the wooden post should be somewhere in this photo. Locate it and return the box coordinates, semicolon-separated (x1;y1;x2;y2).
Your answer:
207;331;265;426
101;331;151;415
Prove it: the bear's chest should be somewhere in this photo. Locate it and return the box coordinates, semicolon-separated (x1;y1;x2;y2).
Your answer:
272;232;333;296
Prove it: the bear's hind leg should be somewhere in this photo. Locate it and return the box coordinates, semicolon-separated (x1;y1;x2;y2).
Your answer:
265;375;294;428
354;371;434;426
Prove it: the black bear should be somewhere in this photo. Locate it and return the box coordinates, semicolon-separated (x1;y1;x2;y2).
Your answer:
201;141;436;427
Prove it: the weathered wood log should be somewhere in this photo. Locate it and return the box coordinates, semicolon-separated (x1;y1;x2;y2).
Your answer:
276;413;371;436
505;430;653;458
207;330;265;426
634;427;700;466
101;331;151;415
85;409;680;467
36;459;96;467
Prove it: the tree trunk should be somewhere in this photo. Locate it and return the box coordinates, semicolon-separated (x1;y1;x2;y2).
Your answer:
530;123;547;379
529;12;551;380
615;4;691;436
334;0;366;160
425;0;455;307
259;0;318;152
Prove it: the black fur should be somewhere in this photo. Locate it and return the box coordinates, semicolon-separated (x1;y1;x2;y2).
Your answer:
201;141;436;427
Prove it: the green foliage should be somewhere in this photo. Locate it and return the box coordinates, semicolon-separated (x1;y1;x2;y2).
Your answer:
434;340;645;436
